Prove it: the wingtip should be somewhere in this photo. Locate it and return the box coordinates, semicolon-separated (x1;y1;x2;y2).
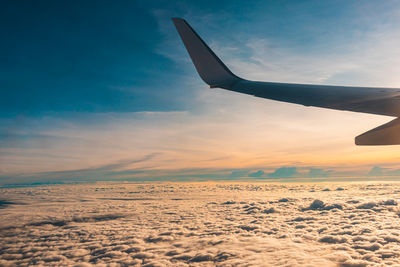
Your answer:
354;137;361;146
171;17;185;23
171;16;240;87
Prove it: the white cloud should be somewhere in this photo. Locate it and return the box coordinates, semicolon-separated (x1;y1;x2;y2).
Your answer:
1;182;400;266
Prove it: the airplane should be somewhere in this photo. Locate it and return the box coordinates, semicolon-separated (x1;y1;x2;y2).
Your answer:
172;17;400;146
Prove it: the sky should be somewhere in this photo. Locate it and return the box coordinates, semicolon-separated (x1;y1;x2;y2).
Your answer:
2;0;400;185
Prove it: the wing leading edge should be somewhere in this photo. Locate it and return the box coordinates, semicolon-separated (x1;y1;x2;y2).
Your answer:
172;17;400;145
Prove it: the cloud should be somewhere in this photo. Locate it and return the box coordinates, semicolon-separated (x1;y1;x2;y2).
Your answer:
268;167;299;178
0;200;20;209
0;154;158;185
308;168;333;178
229;170;249;178
248;170;264;178
368;166;385;176
367;166;400;177
2;181;400;266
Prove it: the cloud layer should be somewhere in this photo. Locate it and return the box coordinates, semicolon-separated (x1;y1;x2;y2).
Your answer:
1;182;400;266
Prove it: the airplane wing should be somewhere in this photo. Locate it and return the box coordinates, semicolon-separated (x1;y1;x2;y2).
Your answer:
172;17;400;145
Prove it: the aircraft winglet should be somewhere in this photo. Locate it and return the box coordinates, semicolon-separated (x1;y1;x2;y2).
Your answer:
172;18;241;88
355;117;400;145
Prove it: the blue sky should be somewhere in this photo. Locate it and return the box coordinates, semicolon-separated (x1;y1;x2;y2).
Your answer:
2;0;400;185
3;0;398;114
